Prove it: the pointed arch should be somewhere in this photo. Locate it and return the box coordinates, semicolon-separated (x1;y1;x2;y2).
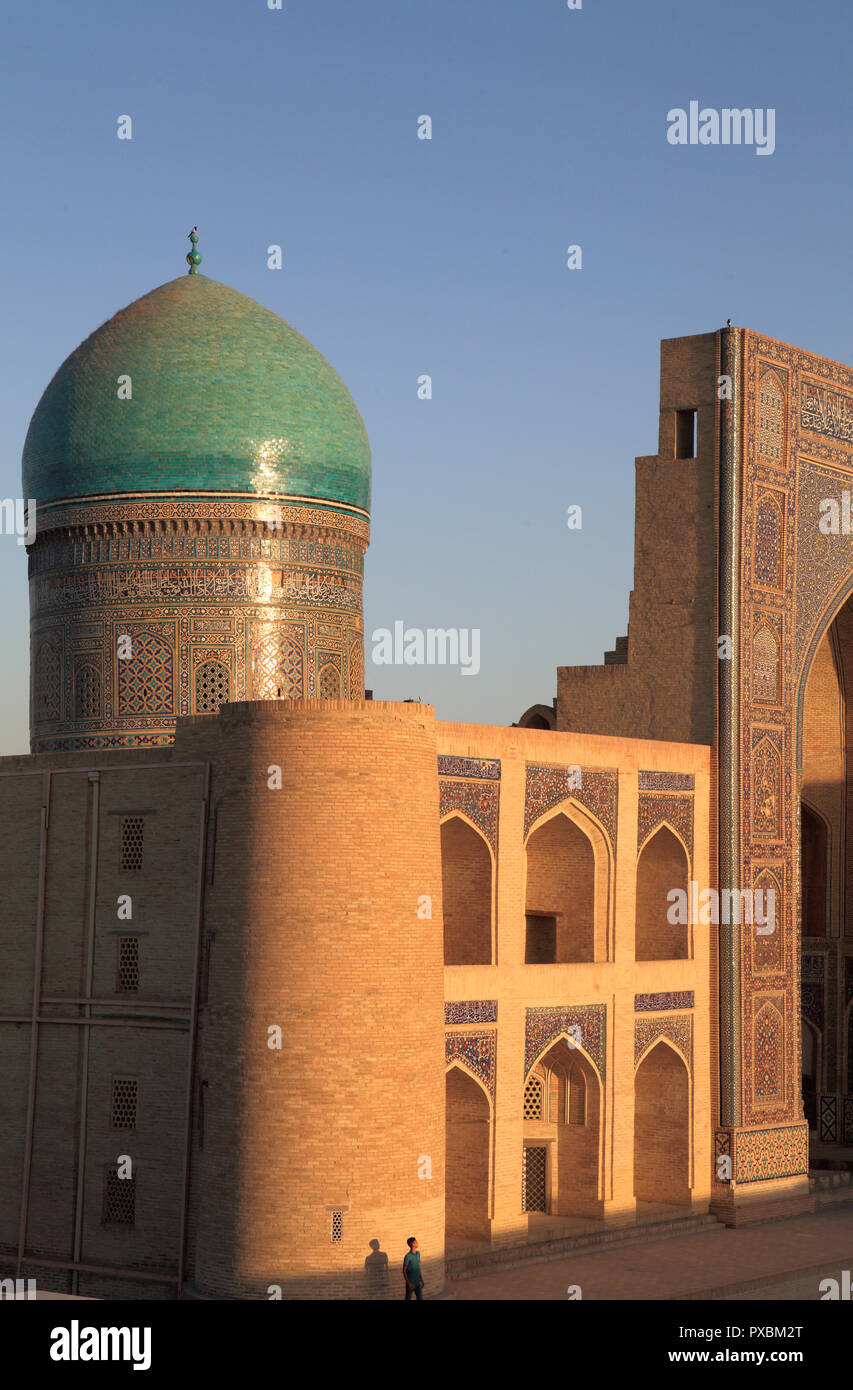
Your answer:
445;1063;492;1246
74;663;101;720
525;1031;603;1093
634;1039;691;1206
753;999;785;1104
757;368;786;463
635;822;690;961
524;802;611;963
440;812;493;965
525;1036;602;1217
195;659;230;714
444;1057;493;1111
753;623;781;703
318;661;341;699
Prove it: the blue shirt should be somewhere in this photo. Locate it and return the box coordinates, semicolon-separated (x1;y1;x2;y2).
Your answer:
403;1251;422;1285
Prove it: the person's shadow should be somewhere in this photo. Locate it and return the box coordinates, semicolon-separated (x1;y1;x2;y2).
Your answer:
364;1238;389;1293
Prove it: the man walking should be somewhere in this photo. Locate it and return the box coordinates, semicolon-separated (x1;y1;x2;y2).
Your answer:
403;1236;424;1300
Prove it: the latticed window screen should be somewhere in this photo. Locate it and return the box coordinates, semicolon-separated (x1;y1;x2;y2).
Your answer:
521;1147;547;1213
117;937;139;993
111;1078;139;1130
523;1074;543;1120
103;1168;136;1225
120;816;144;872
195;660;230;714
330;1211;343;1244
75;664;101;719
318;662;341;699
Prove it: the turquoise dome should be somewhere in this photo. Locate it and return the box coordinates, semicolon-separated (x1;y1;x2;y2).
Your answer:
22;275;371;512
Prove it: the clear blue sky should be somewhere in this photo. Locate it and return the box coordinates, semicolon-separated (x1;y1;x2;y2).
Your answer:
0;0;849;752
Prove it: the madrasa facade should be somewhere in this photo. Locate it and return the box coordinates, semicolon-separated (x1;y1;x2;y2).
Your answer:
0;247;851;1300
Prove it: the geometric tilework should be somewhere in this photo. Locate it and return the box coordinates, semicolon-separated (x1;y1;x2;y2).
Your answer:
634;991;695;1013
117;630;173;715
195;659;230;714
753;1000;784;1104
439;779;499;853
634;1015;692;1069
735;1124;809;1183
437;756;501;781
318;660;341;698
843;1098;853;1144
252;630;304;700
445;1031;496;1103
638;771;694;791
752;736;782;840
524;1005;606;1080
524;765;617;845
445;1000;498;1026
753;492;784;590
758;369;786;464
819;1094;838;1143
752;623;781;703
713;1130;733;1186
28;499;367;751
34;635;62;724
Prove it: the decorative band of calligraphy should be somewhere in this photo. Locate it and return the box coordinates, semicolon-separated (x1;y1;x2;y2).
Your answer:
32;566;363;609
801;378;853;444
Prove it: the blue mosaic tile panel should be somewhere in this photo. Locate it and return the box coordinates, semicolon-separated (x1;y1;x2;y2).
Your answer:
445;1000;498;1025
634;1015;692;1068
437;756;500;780
634;991;695;1012
735;1125;809;1183
820;1094;838;1143
524;765;617;845
445;1031;496;1102
524;1005;606;1080
439;779;499;852
638;771;695;791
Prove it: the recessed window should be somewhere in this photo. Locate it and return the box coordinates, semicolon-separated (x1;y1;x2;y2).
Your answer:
675;409;696;459
524;1075;544;1120
330;1211;343;1244
525;914;557;964
103;1167;136;1226
117;936;139;993
111;1078;139;1130
120;816;144;872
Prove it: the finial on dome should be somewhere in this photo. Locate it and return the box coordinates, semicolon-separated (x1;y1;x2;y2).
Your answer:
186;227;202;275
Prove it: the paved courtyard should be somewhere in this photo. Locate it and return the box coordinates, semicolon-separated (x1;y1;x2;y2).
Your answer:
447;1205;853;1301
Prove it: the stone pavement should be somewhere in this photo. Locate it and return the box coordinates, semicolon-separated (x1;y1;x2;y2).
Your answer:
447;1205;853;1300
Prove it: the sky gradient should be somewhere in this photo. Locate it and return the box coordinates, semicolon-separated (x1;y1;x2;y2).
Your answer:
1;0;850;751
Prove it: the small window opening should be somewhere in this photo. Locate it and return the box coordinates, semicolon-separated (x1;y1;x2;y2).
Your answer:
675;409;696;459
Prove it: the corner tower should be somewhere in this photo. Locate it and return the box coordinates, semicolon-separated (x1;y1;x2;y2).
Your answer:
22;245;371;752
